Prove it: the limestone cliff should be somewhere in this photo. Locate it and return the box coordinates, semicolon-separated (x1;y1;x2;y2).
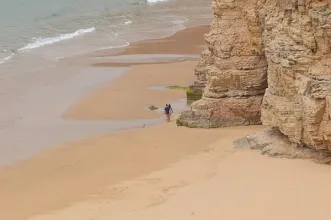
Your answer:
178;0;331;152
178;0;268;128
260;0;331;151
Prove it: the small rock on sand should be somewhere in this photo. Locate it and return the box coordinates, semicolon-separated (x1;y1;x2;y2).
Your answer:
149;105;158;111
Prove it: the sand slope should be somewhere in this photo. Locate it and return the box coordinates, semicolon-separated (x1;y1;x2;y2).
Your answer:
11;124;331;220
0;123;236;220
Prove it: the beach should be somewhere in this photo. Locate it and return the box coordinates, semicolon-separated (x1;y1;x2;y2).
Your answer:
3;121;331;220
64;25;209;120
2;5;331;220
0;22;209;218
0;25;207;165
0;24;217;219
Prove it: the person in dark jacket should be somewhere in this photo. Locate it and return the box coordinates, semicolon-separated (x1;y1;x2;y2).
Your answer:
164;104;171;122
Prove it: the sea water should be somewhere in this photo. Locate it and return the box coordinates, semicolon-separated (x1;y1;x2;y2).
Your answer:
0;0;212;164
0;0;212;74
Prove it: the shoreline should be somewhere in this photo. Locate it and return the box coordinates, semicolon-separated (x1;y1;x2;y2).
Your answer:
0;0;212;76
63;60;198;120
61;25;209;67
0;25;209;166
88;25;209;58
0;24;215;220
63;25;210;121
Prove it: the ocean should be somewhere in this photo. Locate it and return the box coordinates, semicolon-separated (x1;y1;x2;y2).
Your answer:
0;0;211;74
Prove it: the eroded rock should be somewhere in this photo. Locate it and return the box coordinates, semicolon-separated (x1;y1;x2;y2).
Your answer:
179;0;331;155
234;128;331;164
259;0;331;151
178;0;268;128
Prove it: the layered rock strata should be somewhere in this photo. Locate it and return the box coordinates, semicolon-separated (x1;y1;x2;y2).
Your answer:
179;0;331;152
260;0;331;151
177;0;268;128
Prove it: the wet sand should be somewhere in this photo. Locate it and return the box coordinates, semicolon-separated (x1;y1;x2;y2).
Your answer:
64;61;197;120
89;25;209;58
0;25;209;165
64;26;210;120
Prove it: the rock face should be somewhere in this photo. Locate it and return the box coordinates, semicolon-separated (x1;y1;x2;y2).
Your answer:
260;0;331;151
178;0;268;128
179;0;331;152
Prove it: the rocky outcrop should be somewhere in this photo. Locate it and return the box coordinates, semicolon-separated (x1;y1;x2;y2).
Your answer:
185;50;212;104
179;0;331;153
178;0;268;128
260;0;331;151
233;128;331;164
190;49;212;91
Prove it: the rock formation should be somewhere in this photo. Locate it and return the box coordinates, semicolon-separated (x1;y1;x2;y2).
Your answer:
178;0;268;128
260;0;331;151
179;0;331;153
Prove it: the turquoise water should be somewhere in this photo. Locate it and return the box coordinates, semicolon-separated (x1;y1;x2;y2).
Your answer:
0;0;211;70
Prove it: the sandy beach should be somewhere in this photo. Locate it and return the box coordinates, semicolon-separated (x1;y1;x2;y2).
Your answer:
64;26;209;120
2;23;331;220
0;26;208;165
0;123;238;220
62;26;209;120
3;123;331;220
0;25;214;219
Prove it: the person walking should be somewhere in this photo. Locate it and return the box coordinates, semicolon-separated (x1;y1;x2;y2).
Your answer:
164;104;171;122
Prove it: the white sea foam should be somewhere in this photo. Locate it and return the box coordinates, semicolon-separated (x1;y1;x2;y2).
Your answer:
55;41;131;61
0;53;14;64
171;19;186;29
96;42;131;52
147;0;168;3
18;27;96;51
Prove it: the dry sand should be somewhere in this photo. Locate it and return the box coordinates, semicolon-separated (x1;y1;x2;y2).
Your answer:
3;124;331;220
0;123;241;220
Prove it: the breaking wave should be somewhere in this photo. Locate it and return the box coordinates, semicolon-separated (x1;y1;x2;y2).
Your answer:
19;27;96;51
0;53;14;64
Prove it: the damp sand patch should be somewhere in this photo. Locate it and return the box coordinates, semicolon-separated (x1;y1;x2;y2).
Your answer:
167;85;189;91
149;85;189;91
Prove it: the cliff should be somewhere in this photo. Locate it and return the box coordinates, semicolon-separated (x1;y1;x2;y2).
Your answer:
178;0;268;128
178;0;331;154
